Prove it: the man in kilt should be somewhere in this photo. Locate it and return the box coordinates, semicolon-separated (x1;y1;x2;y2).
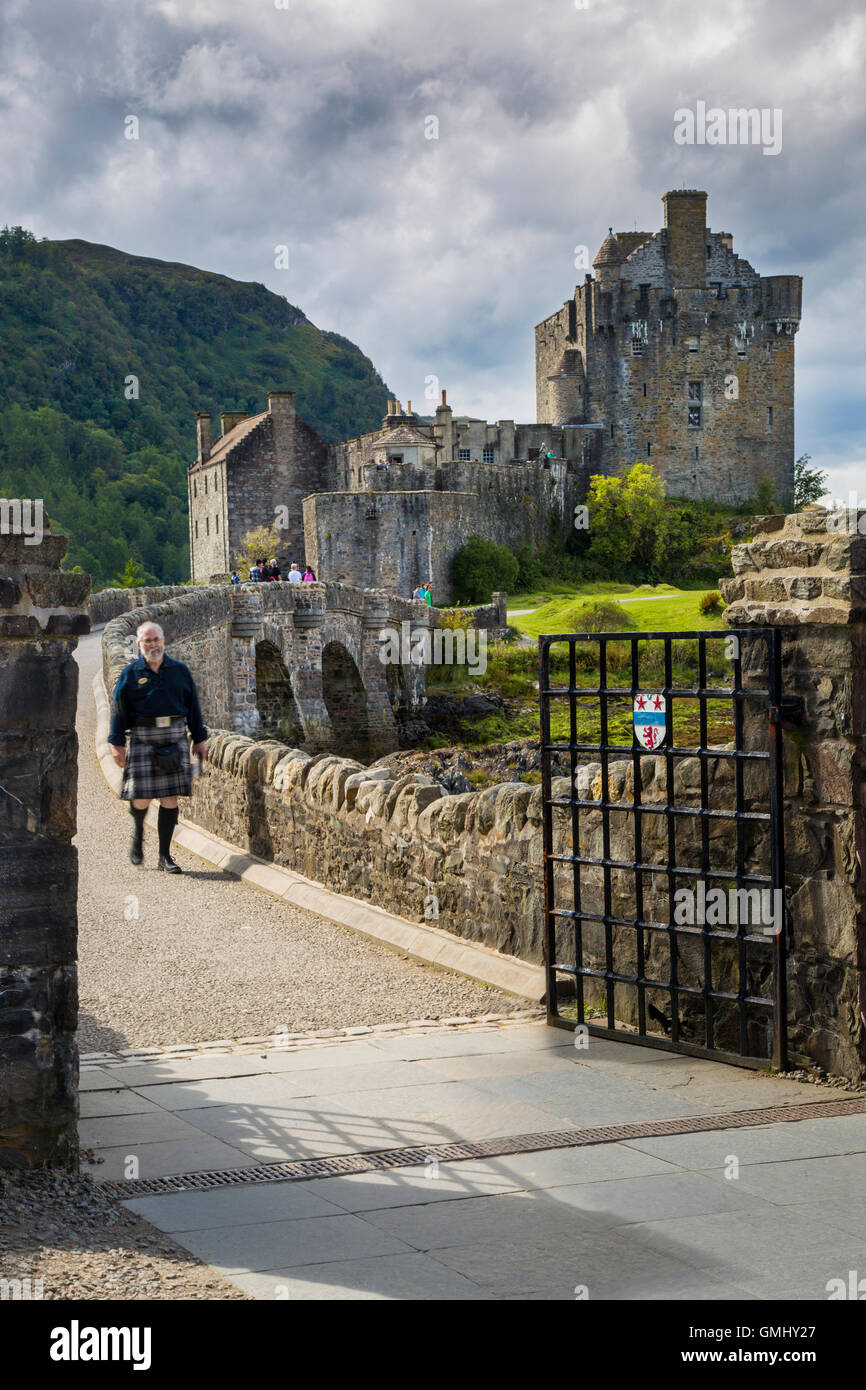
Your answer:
108;621;208;873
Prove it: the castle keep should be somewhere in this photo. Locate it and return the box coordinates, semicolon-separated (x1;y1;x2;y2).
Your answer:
189;189;802;594
536;190;801;504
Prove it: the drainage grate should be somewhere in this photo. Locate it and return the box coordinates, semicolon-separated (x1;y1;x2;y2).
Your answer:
101;1096;866;1198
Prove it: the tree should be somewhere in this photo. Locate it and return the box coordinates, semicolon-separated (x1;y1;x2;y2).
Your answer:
585;463;668;580
794;454;828;509
450;535;519;603
233;524;284;576
113;556;154;588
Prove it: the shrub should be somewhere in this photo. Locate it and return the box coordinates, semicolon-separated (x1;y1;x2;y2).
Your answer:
566;599;637;633
699;591;724;616
450;535;519;603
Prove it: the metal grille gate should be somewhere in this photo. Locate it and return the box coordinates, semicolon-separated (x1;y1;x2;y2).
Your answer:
539;627;787;1069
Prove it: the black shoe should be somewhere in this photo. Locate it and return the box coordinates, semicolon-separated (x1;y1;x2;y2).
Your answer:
130;839;143;866
158;854;182;874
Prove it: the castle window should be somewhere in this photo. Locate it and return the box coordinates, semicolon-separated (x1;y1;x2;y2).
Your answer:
215;514;219;535
610;423;614;439
204;475;208;495
195;520;198;539
688;381;703;402
205;516;209;536
482;447;494;463
643;383;647;397
631;339;644;356
695;446;699;461
458;449;471;461
193;480;197;498
686;336;700;353
688;405;702;428
638;284;650;301
647;442;652;458
767;406;773;433
711;281;727;300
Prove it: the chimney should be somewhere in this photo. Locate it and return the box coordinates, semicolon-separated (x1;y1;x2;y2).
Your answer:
662;190;708;287
220;411;248;437
407;400;412;414
441;389;447;407
195;412;211;463
268;391;296;456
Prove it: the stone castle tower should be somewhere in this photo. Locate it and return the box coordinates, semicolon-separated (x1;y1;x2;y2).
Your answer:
188;391;331;582
535;190;802;505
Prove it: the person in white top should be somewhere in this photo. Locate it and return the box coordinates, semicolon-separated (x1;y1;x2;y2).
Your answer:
287;563;302;584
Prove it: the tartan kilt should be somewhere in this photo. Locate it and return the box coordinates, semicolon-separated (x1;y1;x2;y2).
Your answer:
120;718;193;801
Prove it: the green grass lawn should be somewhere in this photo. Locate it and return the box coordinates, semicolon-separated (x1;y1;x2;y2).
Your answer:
509;584;727;640
423;582;733;754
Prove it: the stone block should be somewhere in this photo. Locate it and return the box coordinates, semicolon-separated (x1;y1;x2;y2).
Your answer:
25;571;91;609
789;875;859;962
273;750;310;792
0;614;41;639
0;577;21;607
436;792;476;838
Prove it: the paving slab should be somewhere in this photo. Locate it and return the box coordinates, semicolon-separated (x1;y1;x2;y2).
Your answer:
359;1188;612;1250
525;1170;768;1228
426;1231;751;1301
227;1252;495;1301
623;1111;866;1170
101;1055;289;1086
78;1068;130;1092
622;1206;866;1294
701;1151;866;1205
78;1110;212;1149
130;1072;316;1112
123;1181;346;1232
370;1027;577;1061
78;1089;168;1119
87;1137;256;1182
171;1213;414;1274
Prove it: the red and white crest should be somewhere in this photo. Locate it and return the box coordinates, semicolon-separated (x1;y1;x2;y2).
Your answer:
633;693;666;750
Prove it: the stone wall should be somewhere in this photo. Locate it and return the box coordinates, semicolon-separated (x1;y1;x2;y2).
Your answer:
88;585;190;628
721;507;866;1076
187;735;547;963
1;525;89;1169
304;468;579;603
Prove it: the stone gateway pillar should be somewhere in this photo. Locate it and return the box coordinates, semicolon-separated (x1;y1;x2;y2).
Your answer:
0;522;89;1168
721;507;866;1078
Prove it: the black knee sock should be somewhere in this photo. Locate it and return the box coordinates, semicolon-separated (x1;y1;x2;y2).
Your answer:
129;806;147;846
157;806;179;858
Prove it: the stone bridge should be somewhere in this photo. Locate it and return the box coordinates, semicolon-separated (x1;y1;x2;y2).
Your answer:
102;581;432;760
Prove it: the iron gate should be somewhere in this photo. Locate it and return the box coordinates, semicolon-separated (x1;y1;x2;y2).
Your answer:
539;627;788;1069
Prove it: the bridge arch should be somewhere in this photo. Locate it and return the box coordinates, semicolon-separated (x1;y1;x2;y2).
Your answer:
321;639;369;760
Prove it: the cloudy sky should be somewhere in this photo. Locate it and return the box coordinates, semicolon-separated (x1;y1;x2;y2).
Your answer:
2;0;864;497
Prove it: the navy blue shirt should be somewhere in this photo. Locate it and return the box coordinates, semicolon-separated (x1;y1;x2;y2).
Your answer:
108;654;208;747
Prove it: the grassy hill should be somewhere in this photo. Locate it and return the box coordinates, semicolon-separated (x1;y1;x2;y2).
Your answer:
0;225;391;585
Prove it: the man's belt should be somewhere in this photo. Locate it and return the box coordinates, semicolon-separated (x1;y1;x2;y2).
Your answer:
132;716;179;729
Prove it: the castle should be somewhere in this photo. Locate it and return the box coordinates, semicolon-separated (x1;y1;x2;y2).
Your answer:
188;189;802;597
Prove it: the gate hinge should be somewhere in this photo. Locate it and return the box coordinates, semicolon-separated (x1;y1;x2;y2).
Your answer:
769;695;804;727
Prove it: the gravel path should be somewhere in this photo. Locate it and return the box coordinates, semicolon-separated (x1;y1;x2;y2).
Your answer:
0;1171;247;1301
74;632;525;1052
